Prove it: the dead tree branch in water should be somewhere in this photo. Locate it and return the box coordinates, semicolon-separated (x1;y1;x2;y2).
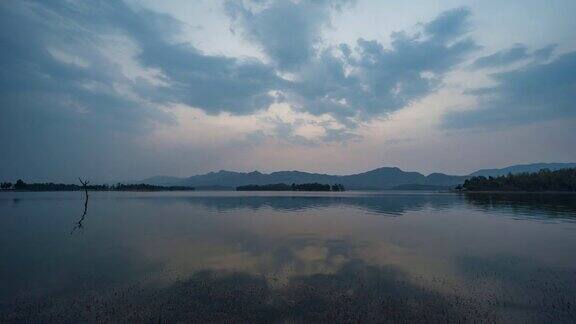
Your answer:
78;177;89;198
72;178;90;234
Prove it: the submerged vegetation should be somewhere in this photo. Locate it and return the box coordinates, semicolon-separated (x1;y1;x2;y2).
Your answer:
0;180;195;192
236;183;345;191
457;168;576;192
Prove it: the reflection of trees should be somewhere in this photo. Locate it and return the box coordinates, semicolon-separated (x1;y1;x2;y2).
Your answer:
464;193;576;220
179;194;458;216
124;192;576;220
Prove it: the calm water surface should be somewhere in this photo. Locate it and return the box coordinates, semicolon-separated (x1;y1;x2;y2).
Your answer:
1;191;576;322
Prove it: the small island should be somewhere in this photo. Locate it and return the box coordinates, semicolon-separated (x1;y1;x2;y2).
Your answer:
0;180;195;192
236;183;345;192
456;168;576;192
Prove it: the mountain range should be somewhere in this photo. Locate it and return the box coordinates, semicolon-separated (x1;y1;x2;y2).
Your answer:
139;162;576;190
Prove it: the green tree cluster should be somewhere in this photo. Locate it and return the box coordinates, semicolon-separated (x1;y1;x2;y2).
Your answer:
331;184;345;191
1;182;13;189
1;180;194;192
458;168;576;191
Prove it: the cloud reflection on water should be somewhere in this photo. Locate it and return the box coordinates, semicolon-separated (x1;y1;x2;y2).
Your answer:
1;191;576;322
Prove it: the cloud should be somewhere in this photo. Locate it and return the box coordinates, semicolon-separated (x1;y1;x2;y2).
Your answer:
0;1;166;127
226;2;478;126
0;0;291;181
321;127;362;143
2;1;480;124
532;44;558;61
472;43;557;69
445;51;576;128
10;0;567;181
284;7;478;123
0;0;484;183
225;0;350;71
424;7;472;41
46;0;284;116
472;44;530;69
0;1;178;181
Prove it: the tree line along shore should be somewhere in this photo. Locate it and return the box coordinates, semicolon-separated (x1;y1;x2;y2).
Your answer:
236;183;345;191
0;180;346;192
2;168;575;192
458;168;576;192
0;180;195;192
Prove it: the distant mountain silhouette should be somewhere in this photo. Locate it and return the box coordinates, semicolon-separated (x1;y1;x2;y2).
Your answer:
139;167;464;189
138;162;576;190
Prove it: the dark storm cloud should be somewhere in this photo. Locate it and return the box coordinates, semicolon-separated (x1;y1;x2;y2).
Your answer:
445;51;576;128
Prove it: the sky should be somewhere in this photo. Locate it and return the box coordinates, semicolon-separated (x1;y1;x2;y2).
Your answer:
1;0;575;183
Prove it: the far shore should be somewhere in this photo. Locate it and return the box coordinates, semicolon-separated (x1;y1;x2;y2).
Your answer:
453;190;576;194
2;189;575;194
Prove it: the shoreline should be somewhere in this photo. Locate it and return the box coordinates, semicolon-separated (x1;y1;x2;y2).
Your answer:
2;189;576;194
453;190;576;194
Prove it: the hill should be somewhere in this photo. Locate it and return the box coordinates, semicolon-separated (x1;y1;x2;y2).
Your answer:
139;162;576;190
140;167;466;190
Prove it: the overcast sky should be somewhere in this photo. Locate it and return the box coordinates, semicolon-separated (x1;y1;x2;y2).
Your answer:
1;0;575;182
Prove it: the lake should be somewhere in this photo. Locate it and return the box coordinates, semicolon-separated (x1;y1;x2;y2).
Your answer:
1;191;575;322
